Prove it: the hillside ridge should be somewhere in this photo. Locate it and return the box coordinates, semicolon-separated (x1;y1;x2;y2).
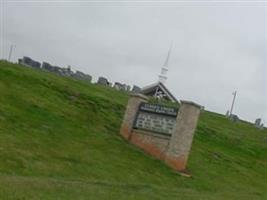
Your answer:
0;61;266;200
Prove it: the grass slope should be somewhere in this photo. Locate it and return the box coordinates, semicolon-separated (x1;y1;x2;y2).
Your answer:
0;61;266;200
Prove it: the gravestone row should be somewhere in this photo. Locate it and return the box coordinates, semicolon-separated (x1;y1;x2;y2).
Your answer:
18;56;141;92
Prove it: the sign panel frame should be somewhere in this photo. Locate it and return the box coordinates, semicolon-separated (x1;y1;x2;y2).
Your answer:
133;103;178;136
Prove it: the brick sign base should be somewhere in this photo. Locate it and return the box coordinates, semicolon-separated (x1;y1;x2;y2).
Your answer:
120;93;201;172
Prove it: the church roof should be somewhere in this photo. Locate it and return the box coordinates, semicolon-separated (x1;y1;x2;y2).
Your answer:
140;82;179;103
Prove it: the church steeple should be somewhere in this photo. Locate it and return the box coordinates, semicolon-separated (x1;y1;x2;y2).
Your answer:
158;44;172;84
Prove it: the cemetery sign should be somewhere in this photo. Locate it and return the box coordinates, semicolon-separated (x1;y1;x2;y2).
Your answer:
133;103;178;135
120;93;201;172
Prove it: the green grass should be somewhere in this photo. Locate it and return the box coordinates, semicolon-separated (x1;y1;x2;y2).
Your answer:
0;61;266;200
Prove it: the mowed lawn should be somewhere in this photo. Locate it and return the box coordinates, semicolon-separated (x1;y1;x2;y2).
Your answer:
0;61;266;200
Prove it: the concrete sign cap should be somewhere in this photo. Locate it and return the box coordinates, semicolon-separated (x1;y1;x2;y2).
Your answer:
129;93;149;100
180;100;202;109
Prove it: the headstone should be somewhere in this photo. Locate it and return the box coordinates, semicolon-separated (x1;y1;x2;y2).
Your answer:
255;118;261;128
58;67;74;77
23;56;32;65
132;85;141;93
97;77;109;86
229;114;239;122
19;56;41;68
114;82;130;91
31;60;41;68
122;84;128;91
114;82;123;90
42;62;53;71
72;71;92;82
126;85;131;91
18;59;22;65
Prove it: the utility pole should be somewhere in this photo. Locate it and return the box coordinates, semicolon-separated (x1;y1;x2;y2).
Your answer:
229;91;237;115
8;44;15;61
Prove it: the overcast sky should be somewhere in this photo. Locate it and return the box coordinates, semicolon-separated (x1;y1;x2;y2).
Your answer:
1;1;266;124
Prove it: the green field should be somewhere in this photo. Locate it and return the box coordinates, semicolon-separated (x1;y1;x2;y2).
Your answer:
0;61;266;200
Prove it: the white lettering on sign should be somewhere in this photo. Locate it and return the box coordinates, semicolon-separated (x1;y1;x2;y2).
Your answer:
134;111;176;135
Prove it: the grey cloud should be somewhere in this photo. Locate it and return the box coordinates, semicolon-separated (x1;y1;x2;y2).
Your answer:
1;2;266;123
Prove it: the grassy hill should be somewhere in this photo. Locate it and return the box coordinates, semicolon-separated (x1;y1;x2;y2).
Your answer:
0;61;266;200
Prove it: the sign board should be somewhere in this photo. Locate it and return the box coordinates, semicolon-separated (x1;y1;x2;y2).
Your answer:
134;103;178;135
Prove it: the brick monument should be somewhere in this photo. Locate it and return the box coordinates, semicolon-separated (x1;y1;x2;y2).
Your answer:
120;93;201;172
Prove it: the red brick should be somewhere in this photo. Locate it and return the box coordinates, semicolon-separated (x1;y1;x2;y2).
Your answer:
130;132;167;160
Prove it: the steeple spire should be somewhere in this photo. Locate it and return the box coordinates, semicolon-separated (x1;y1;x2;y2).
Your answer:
158;43;173;84
164;43;172;67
